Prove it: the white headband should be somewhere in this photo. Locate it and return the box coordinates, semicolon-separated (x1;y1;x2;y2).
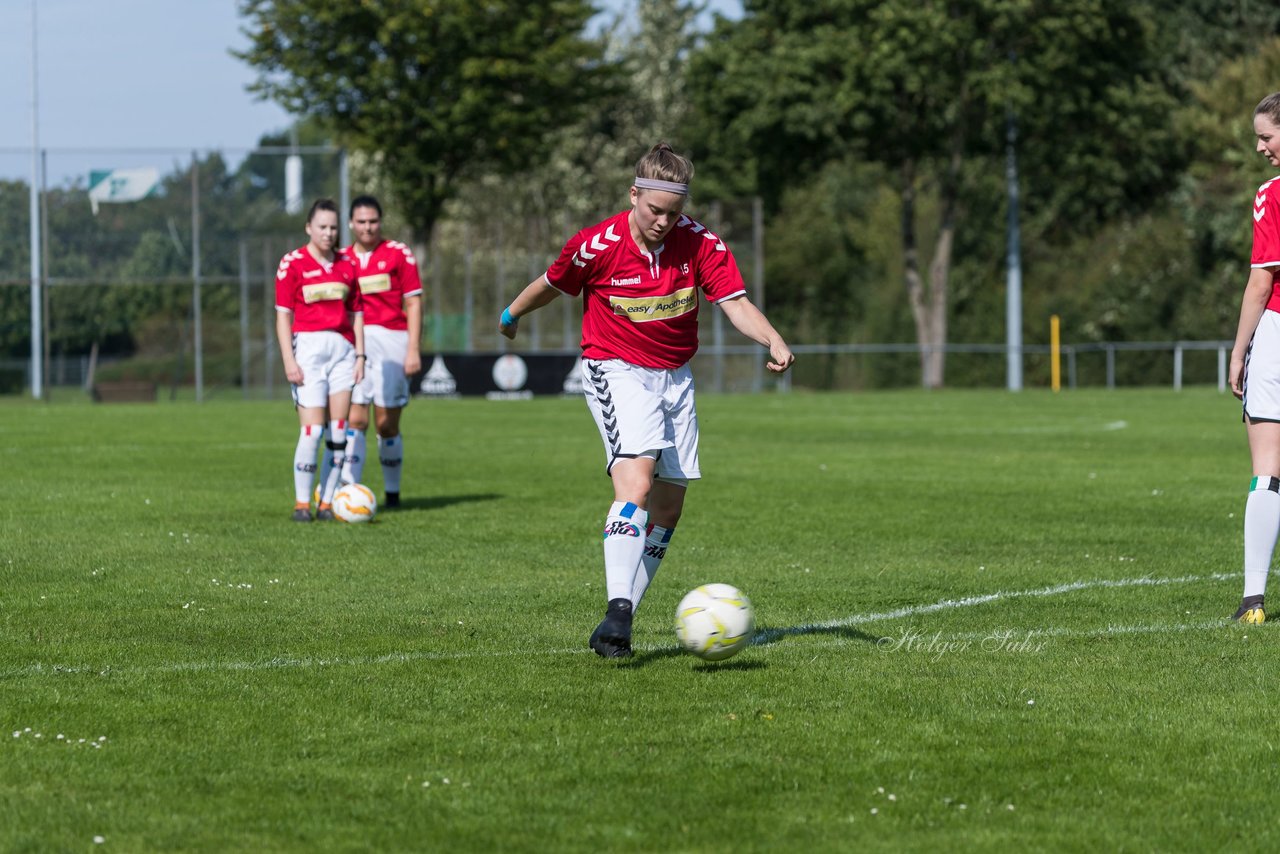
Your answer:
633;177;689;195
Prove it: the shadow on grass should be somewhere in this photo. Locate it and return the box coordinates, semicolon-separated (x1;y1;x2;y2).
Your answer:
613;623;882;669
617;645;687;669
616;648;771;671
390;493;502;513
750;623;882;647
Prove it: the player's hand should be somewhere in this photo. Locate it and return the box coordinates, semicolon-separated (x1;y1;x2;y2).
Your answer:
354;362;365;384
285;362;304;385
404;351;421;375
766;341;795;373
1230;354;1246;400
499;306;519;340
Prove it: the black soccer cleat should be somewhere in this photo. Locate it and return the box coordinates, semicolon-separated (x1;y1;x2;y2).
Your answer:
291;506;313;523
1233;594;1266;624
589;598;634;658
315;504;336;522
384;491;400;509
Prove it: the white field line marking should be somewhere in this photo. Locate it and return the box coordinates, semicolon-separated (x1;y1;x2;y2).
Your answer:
749;572;1238;644
874;618;1230;645
0;573;1241;679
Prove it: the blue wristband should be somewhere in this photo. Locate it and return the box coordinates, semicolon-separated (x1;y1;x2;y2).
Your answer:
501;306;517;326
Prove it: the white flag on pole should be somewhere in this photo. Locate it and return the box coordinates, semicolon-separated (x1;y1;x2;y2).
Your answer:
88;167;160;214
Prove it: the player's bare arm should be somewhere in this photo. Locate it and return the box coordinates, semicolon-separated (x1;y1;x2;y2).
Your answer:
276;311;304;385
352;313;366;385
403;294;423;374
717;295;795;373
499;277;561;340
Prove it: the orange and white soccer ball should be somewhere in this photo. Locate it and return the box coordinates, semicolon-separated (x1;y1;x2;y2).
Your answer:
675;583;754;661
332;483;377;523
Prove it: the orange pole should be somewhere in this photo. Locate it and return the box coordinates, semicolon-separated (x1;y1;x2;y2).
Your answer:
1050;314;1061;392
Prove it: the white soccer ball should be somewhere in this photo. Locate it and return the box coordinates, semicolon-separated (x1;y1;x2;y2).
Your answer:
332;483;377;523
675;583;754;661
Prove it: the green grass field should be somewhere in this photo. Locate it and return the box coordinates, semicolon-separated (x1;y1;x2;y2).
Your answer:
2;388;1274;851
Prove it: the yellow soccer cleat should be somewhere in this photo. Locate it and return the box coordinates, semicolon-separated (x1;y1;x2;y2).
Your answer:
1233;597;1266;624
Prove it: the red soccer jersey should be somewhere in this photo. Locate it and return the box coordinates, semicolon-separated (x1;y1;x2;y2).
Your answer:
545;210;747;368
1254;177;1280;312
341;240;423;331
274;246;360;343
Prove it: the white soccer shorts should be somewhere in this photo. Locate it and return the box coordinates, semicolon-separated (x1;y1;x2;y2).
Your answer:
1245;310;1280;422
581;358;701;481
352;325;411;408
290;330;357;409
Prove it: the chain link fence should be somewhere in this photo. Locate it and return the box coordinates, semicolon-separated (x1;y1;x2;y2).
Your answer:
0;146;1238;399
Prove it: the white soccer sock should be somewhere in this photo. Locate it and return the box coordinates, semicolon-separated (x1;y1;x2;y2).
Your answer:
379;434;404;493
316;437;332;497
345;428;367;485
320;419;348;504
292;425;324;504
1244;476;1280;598
630;524;674;613
603;500;648;604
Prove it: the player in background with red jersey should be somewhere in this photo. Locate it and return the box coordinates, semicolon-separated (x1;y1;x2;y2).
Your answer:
500;142;795;658
1229;93;1280;623
325;196;423;509
276;198;364;522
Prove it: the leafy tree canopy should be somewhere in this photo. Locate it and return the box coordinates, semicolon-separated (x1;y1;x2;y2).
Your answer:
236;0;618;240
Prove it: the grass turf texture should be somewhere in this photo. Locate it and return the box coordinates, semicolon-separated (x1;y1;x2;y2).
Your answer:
1;388;1274;851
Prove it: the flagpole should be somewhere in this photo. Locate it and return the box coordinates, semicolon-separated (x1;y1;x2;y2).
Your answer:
29;0;43;400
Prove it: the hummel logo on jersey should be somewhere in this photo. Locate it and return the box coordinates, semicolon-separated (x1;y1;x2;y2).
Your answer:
572;224;622;267
302;269;323;278
611;275;642;287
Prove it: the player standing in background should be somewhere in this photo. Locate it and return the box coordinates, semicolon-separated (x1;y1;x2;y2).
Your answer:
325;196;424;509
499;142;795;658
276;198;364;522
1229;92;1280;623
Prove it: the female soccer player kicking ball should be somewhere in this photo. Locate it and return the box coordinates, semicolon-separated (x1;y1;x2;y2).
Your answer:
500;142;794;657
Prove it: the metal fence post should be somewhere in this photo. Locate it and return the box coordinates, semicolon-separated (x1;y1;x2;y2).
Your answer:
751;196;764;393
191;152;203;403
1173;344;1183;391
1106;345;1115;389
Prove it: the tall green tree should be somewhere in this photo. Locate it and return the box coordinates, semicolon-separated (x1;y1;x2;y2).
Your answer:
235;0;616;241
689;0;1181;387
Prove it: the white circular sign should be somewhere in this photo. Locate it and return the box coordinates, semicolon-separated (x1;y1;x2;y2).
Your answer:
492;354;529;391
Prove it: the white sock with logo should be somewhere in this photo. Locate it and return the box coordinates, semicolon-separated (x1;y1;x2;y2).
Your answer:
1244;476;1280;598
603;500;648;604
630;524;674;612
320;419;347;504
293;425;324;505
346;428;367;484
379;434;404;494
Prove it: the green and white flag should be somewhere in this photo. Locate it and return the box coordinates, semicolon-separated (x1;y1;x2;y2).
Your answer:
88;167;160;214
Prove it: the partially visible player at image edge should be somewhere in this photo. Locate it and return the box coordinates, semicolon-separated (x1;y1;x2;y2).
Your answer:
321;195;423;509
1228;92;1280;623
275;198;364;522
499;141;795;658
